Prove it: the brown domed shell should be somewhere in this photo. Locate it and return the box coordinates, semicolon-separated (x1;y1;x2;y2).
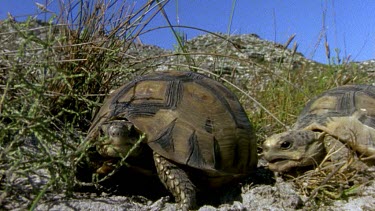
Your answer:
294;85;375;155
295;85;375;131
262;85;375;173
87;71;257;175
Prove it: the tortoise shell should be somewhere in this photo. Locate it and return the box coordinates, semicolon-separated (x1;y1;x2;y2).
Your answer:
295;85;375;131
263;85;375;172
295;84;375;157
86;71;257;175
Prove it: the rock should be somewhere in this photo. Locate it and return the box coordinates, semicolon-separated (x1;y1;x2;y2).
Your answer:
318;181;375;211
35;195;144;211
242;180;303;210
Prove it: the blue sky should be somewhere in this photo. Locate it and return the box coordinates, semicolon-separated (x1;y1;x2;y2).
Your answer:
1;0;374;64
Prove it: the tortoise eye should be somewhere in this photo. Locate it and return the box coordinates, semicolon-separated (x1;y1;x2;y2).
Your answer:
280;141;292;149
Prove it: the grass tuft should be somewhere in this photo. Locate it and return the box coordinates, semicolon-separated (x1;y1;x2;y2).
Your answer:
287;148;375;206
0;0;167;209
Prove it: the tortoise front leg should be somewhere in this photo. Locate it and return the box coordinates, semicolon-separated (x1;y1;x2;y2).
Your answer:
153;152;196;211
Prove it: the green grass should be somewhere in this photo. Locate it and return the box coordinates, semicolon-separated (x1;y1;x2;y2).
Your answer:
251;61;370;135
0;0;373;209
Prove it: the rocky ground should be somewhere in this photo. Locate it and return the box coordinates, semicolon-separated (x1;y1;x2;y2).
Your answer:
3;157;374;210
29;166;375;210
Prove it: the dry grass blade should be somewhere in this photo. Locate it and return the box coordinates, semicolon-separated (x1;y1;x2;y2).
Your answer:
181;65;287;128
304;161;347;203
286;141;373;206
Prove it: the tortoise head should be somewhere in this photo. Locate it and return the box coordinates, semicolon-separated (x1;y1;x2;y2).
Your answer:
96;119;143;158
262;130;326;172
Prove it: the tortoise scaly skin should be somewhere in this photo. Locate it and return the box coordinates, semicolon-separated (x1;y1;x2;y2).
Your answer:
263;85;375;172
76;71;257;209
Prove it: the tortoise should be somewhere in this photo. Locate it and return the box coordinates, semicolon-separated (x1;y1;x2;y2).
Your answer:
262;85;375;172
76;71;257;210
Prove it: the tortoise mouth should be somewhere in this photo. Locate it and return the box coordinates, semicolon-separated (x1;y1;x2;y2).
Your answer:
268;158;289;164
265;155;299;164
266;157;302;172
267;158;297;167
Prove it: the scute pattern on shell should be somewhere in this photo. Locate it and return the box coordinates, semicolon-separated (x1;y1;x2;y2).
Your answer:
86;71;257;176
262;85;375;173
295;85;375;130
292;84;375;159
